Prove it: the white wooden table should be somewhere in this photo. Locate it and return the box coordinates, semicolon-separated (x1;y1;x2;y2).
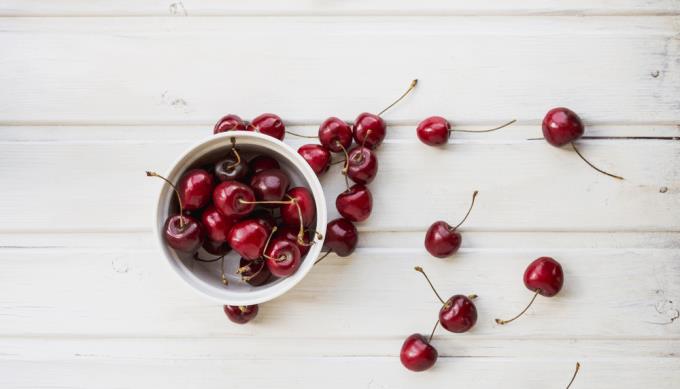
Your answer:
1;2;679;388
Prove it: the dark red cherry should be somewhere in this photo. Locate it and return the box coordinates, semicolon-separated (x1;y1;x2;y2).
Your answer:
201;205;236;243
249;155;280;175
215;153;249;182
164;214;204;253
440;295;478;333
298;144;331;175
280;187;315;227
542;107;584;147
178;169;214;211
202;239;231;256
323;218;358;257
524;256;564;297
238;257;271;286
400;334;438;372
318;117;353;152
213;181;256;217
214;114;246;134
248;113;285;140
336;184;372;222
264;237;301;278
352;112;386;150
416;116;450;146
346;146;378;185
227;219;269;260
249;169;290;203
424;191;478;258
223;304;258;324
274;225;312;256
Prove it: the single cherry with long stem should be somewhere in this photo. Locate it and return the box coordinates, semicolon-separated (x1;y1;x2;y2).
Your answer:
424;190;478;258
417;116;516;146
400;319;439;372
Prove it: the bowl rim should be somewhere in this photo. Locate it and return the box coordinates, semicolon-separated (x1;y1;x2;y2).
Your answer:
153;131;327;305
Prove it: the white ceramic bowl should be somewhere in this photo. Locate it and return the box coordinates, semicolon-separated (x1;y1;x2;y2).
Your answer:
153;131;327;305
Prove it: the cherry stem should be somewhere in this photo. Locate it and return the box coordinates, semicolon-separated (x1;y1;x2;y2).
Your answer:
377;79;418;117
220;256;228;286
495;289;540;325
451;119;517;133
468;294;478;300
565;362;581;389
261;226;278;260
193;253;225;263
330;158;347;166
146;171;185;228
286;130;317;139
451;190;479;231
570;142;624;180
314;251;332;265
428;319;439;343
236;261;264;282
414;266;445;305
352;130;371;164
337;141;351;190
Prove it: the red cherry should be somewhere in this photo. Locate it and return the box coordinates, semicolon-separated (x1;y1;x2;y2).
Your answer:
336;184;373;222
214;114;246;134
542;107;583;147
280;187;315;227
215;151;249;182
322;218;358;257
424;191;477;258
201;205;237;242
318;117;353;152
264;237;301;278
163;214;204;253
346;146;378;185
249;169;290;203
227;219;269;260
416;116;450;146
248;113;285;140
223;304;258;324
213;181;256;217
274;224;312;256
400;334;438;372
237;257;271;286
178;169;214;211
352;113;386;150
298;144;331;175
202;239;231;256
495;256;564;325
249;155;280;175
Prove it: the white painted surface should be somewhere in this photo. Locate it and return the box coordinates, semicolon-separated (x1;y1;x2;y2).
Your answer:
0;2;679;388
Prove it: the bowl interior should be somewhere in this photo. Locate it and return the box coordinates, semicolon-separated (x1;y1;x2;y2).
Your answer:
155;131;327;305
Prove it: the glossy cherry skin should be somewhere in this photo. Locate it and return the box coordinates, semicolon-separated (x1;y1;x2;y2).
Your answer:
400;334;438;372
249;155;280;175
336;184;373;222
346;146;378;185
323;218;358;257
416;116;450;146
238;257;271;286
352;112;386;149
542;107;584;147
318;117;353;152
424;221;461;258
440;295;477;333
248;113;285;140
250;169;290;203
164;214;204;253
202;239;231;256
274;224;312;256
280;187;315;227
227;219;269;260
223;304;258;324
178;169;214;211
215;154;249;182
298;144;331;175
213;181;256;217
265;237;302;278
524;257;564;297
201;205;236;242
214;114;246;134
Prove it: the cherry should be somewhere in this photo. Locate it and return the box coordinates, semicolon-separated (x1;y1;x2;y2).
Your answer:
264;229;302;278
202;239;231;256
227;219;269;260
346;146;378;185
424;191;478;258
201;205;236;242
298;144;331;175
400;333;438;372
495;256;564;325
249;169;290;203
336;184;373;222
214;114;246;134
322;218;358;257
274;224;313;256
178;169;214;211
416;117;516;146
223;304;258;324
318;117;353;152
250;208;276;233
280;187;315;228
249;155;280;175
248;113;285;140
215;147;249;182
146;171;204;253
213;181;256;217
237;257;271;286
414;266;478;333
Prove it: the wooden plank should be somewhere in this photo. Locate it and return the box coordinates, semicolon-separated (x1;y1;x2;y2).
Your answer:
0;17;678;124
1;0;678;16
